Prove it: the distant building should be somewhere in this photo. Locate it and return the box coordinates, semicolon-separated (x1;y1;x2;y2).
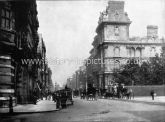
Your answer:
88;1;164;90
67;65;87;91
36;34;46;95
66;77;73;89
47;67;54;92
54;82;60;91
78;66;86;89
66;74;77;90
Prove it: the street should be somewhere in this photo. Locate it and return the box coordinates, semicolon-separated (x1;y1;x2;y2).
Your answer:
1;98;165;122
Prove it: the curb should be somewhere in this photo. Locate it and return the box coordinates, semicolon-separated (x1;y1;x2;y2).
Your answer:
0;109;60;116
99;98;165;106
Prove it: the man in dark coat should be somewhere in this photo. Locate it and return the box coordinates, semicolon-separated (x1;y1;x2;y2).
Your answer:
150;90;155;100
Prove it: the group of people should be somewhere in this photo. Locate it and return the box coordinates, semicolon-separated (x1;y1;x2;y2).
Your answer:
32;88;53;104
79;84;98;101
78;83;134;101
103;84;134;100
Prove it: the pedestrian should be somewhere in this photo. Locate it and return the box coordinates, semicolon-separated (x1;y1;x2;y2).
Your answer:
150;90;155;100
9;95;13;114
56;92;61;109
128;88;133;100
33;88;38;104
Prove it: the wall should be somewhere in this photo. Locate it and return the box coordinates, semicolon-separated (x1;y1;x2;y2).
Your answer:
126;85;165;96
104;25;128;41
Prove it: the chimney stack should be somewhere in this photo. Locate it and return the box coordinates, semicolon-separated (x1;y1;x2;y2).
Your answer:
147;25;158;38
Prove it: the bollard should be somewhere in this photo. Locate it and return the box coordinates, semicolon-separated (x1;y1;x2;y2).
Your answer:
9;96;13;114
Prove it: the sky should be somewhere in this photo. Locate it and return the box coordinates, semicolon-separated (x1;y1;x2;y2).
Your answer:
37;0;165;87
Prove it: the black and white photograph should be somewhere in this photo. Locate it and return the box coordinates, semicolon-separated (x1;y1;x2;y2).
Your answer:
0;0;165;121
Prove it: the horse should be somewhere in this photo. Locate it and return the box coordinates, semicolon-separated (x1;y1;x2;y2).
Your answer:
87;87;96;101
80;91;86;99
122;88;133;100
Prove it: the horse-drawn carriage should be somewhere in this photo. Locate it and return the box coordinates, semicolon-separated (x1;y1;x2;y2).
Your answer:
80;89;86;99
103;83;133;100
86;85;97;101
53;87;73;108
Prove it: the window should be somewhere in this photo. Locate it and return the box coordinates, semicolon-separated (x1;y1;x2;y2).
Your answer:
115;11;119;20
1;8;15;30
135;48;141;57
114;26;119;36
114;47;120;57
151;47;156;57
130;47;135;57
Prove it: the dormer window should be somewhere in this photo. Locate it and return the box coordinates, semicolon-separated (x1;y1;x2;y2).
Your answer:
114;26;119;36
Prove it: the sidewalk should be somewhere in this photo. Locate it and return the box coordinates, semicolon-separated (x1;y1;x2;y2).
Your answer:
0;100;58;114
133;96;165;103
113;96;165;105
99;96;165;105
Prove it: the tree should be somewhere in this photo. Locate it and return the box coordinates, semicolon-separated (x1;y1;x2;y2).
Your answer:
113;59;141;85
149;54;165;85
112;55;165;86
139;61;151;85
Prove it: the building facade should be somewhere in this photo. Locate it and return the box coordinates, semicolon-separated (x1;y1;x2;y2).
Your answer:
89;1;164;90
36;33;47;98
77;66;86;90
67;74;77;90
0;0;52;107
67;65;87;91
46;67;54;92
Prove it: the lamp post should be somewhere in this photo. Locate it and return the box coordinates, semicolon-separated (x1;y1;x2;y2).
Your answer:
132;80;134;87
54;82;57;92
86;73;88;95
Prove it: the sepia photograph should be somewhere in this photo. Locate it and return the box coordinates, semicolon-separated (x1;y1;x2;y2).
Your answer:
0;0;165;121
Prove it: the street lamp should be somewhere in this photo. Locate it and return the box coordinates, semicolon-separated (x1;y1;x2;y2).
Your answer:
85;73;88;97
132;80;134;86
54;82;57;92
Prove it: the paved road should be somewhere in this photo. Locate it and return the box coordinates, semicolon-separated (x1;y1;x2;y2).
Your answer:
1;98;165;122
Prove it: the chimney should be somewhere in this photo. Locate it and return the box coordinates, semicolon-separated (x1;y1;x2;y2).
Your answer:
107;1;124;14
147;25;158;38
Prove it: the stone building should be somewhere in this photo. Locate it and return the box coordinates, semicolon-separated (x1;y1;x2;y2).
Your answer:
36;34;46;97
68;70;80;90
66;77;73;89
0;0;40;107
89;1;164;90
77;66;86;90
67;65;87;91
46;67;54;92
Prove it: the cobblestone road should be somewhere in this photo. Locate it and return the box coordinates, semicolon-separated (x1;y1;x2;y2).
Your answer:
1;98;165;122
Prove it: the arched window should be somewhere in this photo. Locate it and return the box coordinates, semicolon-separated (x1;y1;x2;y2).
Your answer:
136;48;141;57
114;47;120;57
114;26;119;36
130;47;135;57
151;47;156;57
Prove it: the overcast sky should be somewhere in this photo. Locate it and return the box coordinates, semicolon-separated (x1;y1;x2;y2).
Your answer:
37;0;165;87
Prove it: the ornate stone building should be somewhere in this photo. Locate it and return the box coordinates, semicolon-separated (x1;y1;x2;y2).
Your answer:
89;1;164;90
0;0;40;107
